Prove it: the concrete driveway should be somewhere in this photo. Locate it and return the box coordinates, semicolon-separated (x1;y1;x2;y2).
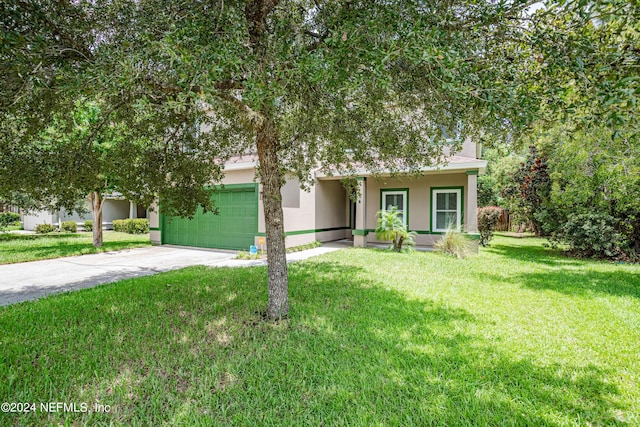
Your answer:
0;246;237;306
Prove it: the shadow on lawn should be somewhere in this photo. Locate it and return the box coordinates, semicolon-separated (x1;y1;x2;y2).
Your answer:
484;242;640;299
506;269;640;299
0;262;630;426
483;240;587;267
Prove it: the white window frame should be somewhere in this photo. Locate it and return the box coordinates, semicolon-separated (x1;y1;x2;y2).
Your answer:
432;189;462;232
381;190;408;228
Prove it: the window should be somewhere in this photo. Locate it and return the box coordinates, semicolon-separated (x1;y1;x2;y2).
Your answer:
432;188;462;232
381;190;408;227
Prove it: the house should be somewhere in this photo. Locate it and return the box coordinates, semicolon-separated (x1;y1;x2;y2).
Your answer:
149;138;486;250
22;195;147;231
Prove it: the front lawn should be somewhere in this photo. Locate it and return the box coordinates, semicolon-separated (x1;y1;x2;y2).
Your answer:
0;231;151;264
1;236;638;425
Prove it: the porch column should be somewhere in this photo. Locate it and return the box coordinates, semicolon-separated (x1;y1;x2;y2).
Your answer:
129;201;137;219
149;201;161;245
465;171;478;233
353;177;368;247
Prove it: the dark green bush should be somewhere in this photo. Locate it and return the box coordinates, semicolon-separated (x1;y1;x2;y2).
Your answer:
0;212;20;230
113;218;149;234
83;220;93;232
478;206;502;246
127;219;149;234
35;223;56;234
556;213;625;259
61;221;77;233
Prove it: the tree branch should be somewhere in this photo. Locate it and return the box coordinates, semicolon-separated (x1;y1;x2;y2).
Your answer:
84;98;127;146
217;92;265;127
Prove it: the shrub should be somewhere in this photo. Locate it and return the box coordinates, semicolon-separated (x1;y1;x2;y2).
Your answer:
83;220;93;232
555;213;625;259
477;206;502;246
113;218;149;234
127;219;149;234
61;221;77;233
375;207;416;252
0;212;21;230
435;228;475;259
35;223;57;234
112;219;126;233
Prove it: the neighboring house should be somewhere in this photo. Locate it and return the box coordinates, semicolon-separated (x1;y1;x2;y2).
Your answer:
149;139;486;250
22;195;147;231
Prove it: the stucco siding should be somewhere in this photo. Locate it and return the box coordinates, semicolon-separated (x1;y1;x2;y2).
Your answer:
222;169;256;185
314;180;348;231
102;200;129;223
282;179;315;233
22;211;54;231
365;173;467;232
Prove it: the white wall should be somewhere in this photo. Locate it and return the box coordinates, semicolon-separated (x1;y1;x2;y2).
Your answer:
22;211;55;231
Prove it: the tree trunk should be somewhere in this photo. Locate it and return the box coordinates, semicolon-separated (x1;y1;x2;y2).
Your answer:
256;117;289;320
89;191;104;247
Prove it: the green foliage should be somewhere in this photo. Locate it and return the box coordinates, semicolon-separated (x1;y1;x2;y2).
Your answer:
500;146;552;236
552;213;626;260
477;207;502;247
83;220;93;232
129;219;149;234
35;223;56;234
112;220;125;233
435;229;475;259
61;221;77;233
0;212;20;231
477;147;521;208
375;207;415;252
286;241;322;253
113;219;149;234
532;125;640;259
531;1;639;138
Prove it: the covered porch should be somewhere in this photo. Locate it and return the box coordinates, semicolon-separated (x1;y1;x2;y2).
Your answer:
316;158;485;248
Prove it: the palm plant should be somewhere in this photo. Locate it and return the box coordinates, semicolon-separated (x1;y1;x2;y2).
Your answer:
375;207;416;252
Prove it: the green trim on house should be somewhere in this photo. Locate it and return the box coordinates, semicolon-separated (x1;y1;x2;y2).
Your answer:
351;229;368;236
285;226;350;236
412;230;434;235
466;170;479;176
380;188;410;228
356;177;366;181
207;182;259;192
430;186;465;233
257;226;350;238
411;229;476;235
149;227;160;231
368;229;478;236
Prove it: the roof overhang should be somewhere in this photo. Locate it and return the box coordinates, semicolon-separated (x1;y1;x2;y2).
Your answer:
314;157;488;180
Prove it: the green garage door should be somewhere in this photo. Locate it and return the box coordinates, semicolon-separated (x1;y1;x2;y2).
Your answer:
161;184;258;250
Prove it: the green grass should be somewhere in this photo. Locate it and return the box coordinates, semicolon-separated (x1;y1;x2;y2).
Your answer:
0;231;151;264
1;236;638;425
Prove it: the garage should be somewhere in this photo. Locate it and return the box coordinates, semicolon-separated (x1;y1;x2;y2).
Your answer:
161;183;258;250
